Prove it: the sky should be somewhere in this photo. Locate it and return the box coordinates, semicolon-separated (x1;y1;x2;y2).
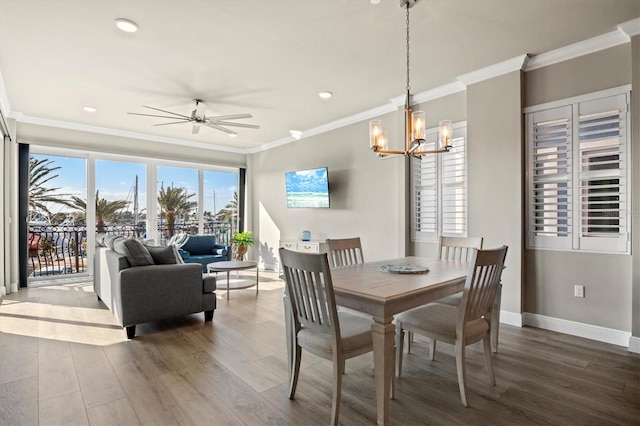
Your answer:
31;153;238;217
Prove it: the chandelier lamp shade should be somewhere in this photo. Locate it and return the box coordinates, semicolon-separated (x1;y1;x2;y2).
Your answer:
369;0;452;158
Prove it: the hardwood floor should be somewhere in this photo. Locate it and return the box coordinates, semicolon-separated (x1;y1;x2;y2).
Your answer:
1;272;638;425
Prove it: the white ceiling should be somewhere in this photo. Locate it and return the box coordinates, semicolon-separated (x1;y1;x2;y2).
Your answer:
1;0;638;153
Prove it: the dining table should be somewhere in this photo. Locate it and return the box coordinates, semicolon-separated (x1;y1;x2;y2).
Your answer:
329;256;470;426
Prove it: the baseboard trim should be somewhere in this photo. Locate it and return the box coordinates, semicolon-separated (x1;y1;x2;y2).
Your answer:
522;313;631;348
628;336;640;354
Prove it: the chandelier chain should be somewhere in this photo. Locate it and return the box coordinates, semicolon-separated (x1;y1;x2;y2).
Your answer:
405;3;410;93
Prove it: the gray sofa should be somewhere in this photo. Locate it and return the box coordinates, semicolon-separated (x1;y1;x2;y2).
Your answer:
94;245;217;338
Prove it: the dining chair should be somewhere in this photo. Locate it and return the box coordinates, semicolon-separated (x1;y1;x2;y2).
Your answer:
435;236;503;353
326;237;364;268
279;248;374;426
395;245;508;407
407;236;485;353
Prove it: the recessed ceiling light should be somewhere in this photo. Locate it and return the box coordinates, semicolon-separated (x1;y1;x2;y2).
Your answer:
83;105;97;113
318;91;333;99
370;0;381;4
290;130;302;140
228;133;238;138
115;18;139;33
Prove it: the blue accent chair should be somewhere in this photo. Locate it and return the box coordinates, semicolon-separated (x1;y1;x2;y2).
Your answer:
178;235;232;272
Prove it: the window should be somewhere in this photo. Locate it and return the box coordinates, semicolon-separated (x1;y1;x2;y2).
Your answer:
525;88;630;254
412;123;467;241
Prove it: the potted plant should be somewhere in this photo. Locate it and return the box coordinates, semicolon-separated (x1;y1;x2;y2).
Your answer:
231;231;254;260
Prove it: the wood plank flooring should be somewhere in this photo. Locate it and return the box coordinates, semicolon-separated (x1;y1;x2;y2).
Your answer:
0;271;638;425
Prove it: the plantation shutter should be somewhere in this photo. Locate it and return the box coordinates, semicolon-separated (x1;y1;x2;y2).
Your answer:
575;94;629;253
526;106;572;250
412;134;437;241
441;127;466;236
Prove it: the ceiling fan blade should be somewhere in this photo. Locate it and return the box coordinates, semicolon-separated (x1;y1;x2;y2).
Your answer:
192;124;201;134
141;105;191;119
128;112;192;120
204;113;252;121
193;101;207;120
203;122;238;136
151;120;192;126
212;121;260;129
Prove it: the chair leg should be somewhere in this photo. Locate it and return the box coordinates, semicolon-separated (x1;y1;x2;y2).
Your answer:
395;328;405;377
483;335;496;385
491;283;502;353
429;339;437;361
330;356;343;426
126;325;136;339
455;341;469;407
289;345;302;399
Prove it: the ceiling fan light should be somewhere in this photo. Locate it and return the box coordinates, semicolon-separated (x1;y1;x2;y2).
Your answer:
115;18;139;33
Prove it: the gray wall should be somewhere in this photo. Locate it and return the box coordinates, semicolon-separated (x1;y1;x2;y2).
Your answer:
523;44;635;331
249;110;405;271
466;71;524;317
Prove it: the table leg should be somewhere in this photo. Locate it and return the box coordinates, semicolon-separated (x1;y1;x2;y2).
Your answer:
371;316;395;426
256;266;259;294
226;271;230;300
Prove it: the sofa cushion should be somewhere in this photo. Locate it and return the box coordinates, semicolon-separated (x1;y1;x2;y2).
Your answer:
146;245;184;265
104;235;125;250
114;238;155;267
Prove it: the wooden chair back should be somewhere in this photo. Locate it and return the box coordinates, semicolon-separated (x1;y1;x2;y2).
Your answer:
280;248;341;344
326;237;364;268
438;236;484;262
458;246;508;326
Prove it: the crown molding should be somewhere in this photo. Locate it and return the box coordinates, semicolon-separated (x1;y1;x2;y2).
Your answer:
7;112;248;154
525;28;631;71
618;17;640;37
458;54;530;86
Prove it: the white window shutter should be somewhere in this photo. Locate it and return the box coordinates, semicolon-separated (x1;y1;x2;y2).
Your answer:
412;134;437;241
576;93;629;253
526;105;572;250
441;127;466;237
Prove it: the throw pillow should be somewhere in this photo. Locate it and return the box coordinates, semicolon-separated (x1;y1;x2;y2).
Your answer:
104;235;124;250
146;245;180;265
214;248;227;256
114;238;154;267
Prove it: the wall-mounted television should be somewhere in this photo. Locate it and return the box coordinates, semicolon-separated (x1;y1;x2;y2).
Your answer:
285;167;330;208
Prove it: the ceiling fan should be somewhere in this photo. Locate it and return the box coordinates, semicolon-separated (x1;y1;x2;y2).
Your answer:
128;99;260;136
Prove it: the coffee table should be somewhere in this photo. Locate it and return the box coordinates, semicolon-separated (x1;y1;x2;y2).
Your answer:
207;260;259;300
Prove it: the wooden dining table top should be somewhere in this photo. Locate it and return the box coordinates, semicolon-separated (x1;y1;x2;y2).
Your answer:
330;256;470;318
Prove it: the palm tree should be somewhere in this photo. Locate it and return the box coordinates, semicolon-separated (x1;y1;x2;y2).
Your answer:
216;192;238;223
28;157;74;218
215;191;238;236
157;186;197;237
71;190;129;233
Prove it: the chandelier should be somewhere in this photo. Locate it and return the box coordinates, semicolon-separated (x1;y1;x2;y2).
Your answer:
369;0;452;158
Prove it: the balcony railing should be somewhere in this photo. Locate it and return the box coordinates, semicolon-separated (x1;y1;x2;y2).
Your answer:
27;221;233;279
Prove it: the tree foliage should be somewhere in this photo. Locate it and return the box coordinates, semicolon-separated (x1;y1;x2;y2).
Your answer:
158;186;197;237
71;190;129;233
28;157;74;217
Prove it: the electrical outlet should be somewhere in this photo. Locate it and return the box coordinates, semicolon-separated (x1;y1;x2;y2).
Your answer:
574;285;585;298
